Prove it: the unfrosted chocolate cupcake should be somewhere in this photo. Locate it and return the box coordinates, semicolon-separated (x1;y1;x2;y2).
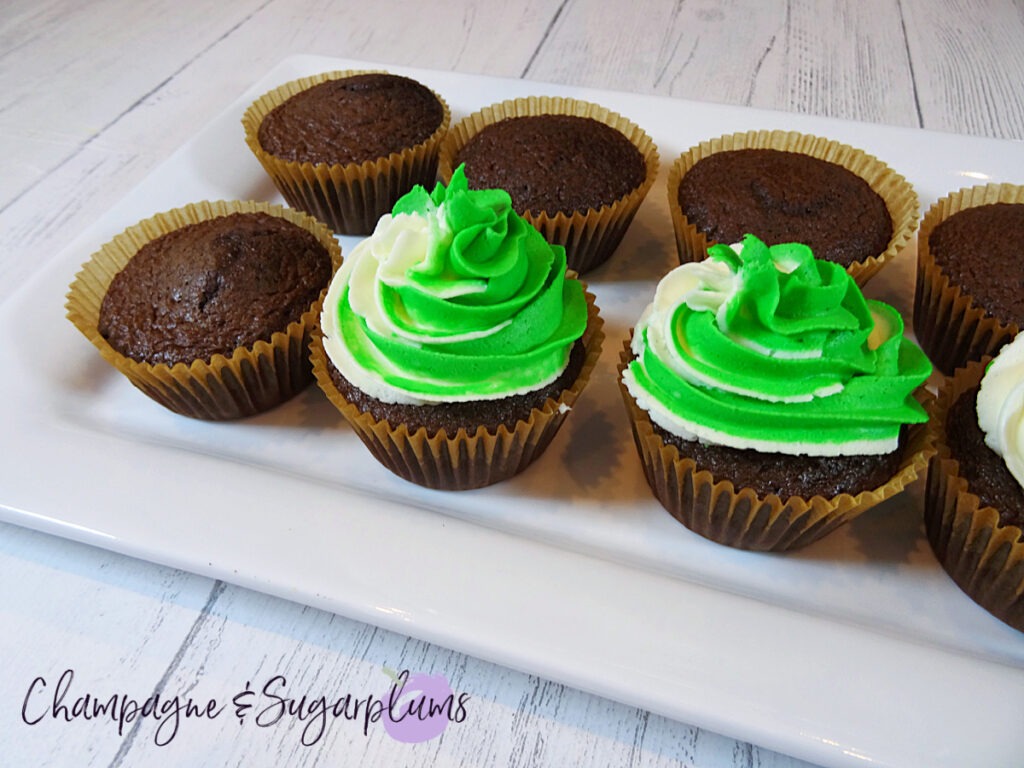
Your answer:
667;130;918;286
455;114;646;215
257;73;443;165
243;71;450;235
99;212;330;367
439;97;658;274
677;149;891;268
914;184;1024;375
66;201;341;420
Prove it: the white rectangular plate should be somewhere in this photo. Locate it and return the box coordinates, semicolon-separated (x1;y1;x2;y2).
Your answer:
2;56;1022;768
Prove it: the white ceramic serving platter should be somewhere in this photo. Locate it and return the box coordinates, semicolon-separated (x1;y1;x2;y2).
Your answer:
2;55;1023;768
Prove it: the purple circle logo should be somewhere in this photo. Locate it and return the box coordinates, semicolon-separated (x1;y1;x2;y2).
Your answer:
380;668;467;743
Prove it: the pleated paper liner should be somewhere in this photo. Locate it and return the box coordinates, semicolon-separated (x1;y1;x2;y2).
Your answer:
913;183;1023;376
241;70;451;236
437;96;659;274
65;200;343;421
310;286;604;491
924;359;1024;632
617;338;933;552
665;129;919;287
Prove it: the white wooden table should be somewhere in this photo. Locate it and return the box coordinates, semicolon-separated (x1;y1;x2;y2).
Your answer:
2;2;1022;766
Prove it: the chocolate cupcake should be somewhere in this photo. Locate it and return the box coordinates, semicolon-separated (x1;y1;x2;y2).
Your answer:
438;96;658;274
619;235;932;551
66;200;341;420
924;336;1024;633
242;70;450;235
914;184;1024;376
310;167;603;490
667;130;918;286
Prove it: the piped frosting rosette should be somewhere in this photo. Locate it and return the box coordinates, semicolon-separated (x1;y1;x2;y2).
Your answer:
619;234;933;550
924;336;1024;632
312;166;602;489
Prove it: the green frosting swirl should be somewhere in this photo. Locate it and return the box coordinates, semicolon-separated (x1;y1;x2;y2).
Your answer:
321;166;587;404
624;234;931;455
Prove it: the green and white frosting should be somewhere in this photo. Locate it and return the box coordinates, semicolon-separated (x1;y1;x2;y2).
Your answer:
977;333;1024;491
320;166;588;405
623;234;931;456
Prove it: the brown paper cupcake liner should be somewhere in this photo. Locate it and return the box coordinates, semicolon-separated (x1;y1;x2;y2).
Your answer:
617;338;932;551
924;359;1024;632
666;129;918;287
913;184;1023;376
438;96;659;274
242;70;451;236
65;200;343;420
310;285;604;490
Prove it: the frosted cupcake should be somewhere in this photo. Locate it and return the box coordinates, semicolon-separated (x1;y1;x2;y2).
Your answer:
619;234;932;550
925;335;1024;632
311;166;603;490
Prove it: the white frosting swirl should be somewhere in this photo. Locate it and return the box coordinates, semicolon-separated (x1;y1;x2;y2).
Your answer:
977;333;1024;491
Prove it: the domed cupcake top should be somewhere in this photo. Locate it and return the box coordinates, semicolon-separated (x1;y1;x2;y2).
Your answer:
256;73;445;166
98;211;333;366
320;166;588;405
623;234;931;456
455;114;647;215
928;202;1024;327
676;148;893;268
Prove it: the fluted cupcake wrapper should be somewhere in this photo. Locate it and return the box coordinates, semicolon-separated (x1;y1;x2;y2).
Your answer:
65;200;343;420
242;70;451;236
438;96;659;274
666;129;919;288
310;285;604;491
924;359;1024;632
913;183;1023;376
617;338;933;551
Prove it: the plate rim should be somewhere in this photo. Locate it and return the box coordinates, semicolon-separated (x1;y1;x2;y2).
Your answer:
2;54;1023;768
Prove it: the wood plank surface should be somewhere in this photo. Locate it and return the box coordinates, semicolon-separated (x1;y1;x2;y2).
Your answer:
1;1;1022;766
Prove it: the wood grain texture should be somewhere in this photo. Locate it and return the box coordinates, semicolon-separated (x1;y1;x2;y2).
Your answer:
0;525;220;766
2;0;1022;766
524;0;917;125
901;0;1024;138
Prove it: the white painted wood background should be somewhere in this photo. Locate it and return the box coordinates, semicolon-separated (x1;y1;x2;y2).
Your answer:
1;1;1022;766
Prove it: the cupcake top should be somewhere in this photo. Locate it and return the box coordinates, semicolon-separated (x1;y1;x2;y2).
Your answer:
928;202;1024;326
319;165;588;406
256;73;445;166
98;212;333;366
677;149;893;267
622;234;931;456
454;114;647;215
